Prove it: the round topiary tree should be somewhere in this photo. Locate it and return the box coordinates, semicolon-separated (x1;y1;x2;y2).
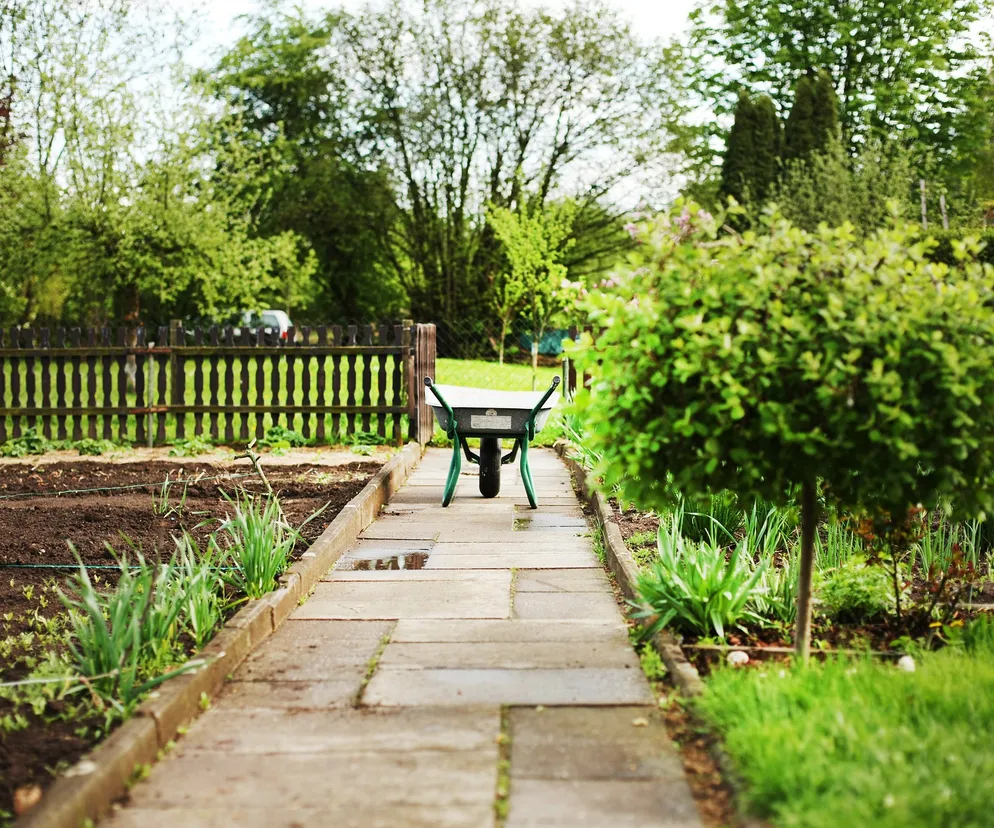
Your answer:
571;206;994;660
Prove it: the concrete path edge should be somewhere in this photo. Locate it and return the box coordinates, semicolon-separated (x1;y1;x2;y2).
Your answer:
554;440;766;823
553;441;705;699
16;442;425;828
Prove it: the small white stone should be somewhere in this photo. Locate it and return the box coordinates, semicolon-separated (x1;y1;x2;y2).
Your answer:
897;655;916;673
726;650;749;667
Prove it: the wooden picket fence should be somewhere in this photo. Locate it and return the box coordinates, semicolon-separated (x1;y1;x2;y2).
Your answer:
0;322;437;446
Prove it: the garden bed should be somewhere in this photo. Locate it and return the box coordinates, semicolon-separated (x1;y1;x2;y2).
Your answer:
613;501;994;674
0;458;380;821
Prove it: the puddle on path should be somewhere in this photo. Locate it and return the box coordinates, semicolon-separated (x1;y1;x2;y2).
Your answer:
334;539;434;571
336;551;431;570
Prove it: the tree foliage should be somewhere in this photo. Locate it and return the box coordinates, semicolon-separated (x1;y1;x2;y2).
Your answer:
720;92;780;209
487;198;577;382
690;0;988;156
570;205;994;655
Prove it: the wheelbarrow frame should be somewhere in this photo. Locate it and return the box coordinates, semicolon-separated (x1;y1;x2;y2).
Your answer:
424;375;561;508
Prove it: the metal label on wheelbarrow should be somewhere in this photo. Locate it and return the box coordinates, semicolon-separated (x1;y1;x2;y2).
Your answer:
471;409;512;430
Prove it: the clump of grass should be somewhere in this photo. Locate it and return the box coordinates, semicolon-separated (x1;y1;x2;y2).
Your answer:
217;489;324;599
58;547;210;719
696;642;994;827
633;507;767;640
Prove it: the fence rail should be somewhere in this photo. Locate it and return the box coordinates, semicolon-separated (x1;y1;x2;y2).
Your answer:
0;322;437;446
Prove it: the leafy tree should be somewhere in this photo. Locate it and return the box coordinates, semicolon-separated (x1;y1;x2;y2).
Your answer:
720;92;757;205
487;199;576;385
689;0;990;167
217;0;688;337
571;206;994;660
203;11;404;323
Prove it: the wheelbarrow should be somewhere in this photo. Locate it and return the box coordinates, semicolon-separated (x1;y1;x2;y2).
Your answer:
424;375;561;508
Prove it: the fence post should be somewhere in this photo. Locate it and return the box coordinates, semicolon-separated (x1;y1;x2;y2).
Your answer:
169;320;184;440
407;322;437;445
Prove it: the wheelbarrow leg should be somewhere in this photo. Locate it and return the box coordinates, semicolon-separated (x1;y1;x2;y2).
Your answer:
442;430;462;507
519;438;537;509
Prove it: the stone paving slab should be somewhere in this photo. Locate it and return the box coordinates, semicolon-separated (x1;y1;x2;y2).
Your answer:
326;569;510;582
513;591;625;621
427;539;593;553
514;569;611;592
425;551;599;569
106;806;492;828
233;620;392;681
173;706;500;754
358;523;441;541
390;619;630;644
294;576;512;620
506;779;702;828
510;707;685;780
378;641;640;670
363;667;653;706
124;750;497;812
218;677;364;709
433;526;587;543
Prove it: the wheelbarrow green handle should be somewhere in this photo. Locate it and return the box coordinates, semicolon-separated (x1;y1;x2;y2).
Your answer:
526;375;561;439
425;376;460;506
424;376;457;438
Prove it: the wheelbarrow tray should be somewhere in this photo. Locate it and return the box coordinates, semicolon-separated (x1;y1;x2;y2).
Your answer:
425;385;558;437
423;376;561;508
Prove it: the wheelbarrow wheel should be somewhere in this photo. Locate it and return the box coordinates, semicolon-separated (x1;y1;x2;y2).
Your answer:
479;437;501;498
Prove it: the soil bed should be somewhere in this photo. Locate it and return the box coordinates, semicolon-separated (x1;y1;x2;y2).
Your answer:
0;458;379;820
612;502;994;676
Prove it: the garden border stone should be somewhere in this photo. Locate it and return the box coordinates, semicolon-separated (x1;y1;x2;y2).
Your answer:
555;441;764;826
553;441;704;699
15;442;424;828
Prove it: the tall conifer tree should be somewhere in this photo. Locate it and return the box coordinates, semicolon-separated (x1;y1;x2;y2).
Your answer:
784;75;818;161
721;91;758;204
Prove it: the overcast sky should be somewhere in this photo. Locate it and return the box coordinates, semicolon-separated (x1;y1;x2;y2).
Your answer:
175;0;697;64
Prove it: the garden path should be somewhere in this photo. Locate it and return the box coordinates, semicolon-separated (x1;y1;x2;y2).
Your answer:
104;448;701;827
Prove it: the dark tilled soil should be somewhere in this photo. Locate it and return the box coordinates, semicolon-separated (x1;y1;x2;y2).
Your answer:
0;460;380;820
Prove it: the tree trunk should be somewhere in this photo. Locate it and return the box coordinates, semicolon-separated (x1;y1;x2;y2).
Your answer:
794;479;818;664
531;339;539;390
498;318;508;366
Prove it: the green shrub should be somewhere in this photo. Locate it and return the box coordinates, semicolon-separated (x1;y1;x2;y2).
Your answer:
925;228;994;268
817;557;897;623
570;205;994;657
259;425;308;449
0;427;51;457
169;436;214;457
72;438;117;456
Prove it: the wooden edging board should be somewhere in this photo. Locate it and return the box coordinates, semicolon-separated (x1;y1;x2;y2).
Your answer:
16;441;425;828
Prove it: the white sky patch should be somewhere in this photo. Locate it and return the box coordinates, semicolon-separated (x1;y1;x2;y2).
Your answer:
175;0;696;67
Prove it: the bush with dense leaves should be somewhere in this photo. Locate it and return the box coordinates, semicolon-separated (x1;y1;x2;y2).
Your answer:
571;208;994;521
816;557;898;623
569;206;994;655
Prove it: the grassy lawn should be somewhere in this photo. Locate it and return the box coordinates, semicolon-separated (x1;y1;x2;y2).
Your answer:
695;630;994;827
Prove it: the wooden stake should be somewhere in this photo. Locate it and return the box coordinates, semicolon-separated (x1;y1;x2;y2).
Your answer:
940;194;949;230
920;179;928;230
